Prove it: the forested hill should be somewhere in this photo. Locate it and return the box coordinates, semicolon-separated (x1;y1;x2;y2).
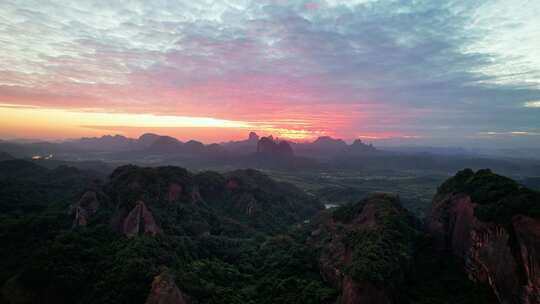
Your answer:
2;161;536;303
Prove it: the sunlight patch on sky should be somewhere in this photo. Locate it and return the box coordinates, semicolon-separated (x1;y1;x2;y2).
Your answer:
0;107;248;128
525;101;540;108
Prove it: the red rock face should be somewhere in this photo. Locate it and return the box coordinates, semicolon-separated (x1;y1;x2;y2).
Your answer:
145;272;190;304
72;191;100;227
226;179;239;189
341;277;390;304
513;216;540;304
233;192;258;216
428;193;540;304
309;202;393;304
167;183;183;202
123;201;161;238
190;185;202;203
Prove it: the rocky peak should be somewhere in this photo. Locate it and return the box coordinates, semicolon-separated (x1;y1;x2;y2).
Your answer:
167;183;183;203
123;201;161;238
428;169;540;304
348;139;378;155
71;191;100;227
310;194;419;304
248;132;259;142
145;272;191;304
256;136;294;156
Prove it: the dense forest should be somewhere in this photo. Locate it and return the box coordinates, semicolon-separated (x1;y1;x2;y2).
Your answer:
1;159;538;303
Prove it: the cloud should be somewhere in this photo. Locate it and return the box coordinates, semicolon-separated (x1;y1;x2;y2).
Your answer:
525;101;540;108
0;0;539;144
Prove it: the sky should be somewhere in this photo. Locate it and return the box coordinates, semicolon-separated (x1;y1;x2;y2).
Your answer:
0;0;539;147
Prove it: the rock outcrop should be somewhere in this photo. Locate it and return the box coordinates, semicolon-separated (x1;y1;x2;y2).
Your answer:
346;139;378;155
428;169;540;304
71;191;100;227
309;194;419;304
190;185;202;203
256;136;294;157
123;201;161;238
145;272;191;304
167;183;183;202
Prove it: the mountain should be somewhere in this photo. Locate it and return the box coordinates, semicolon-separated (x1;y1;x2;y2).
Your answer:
293;136;348;158
64;133;170;153
0;160;514;304
2;132;540;178
309;194;420;303
0;162;329;304
0;140;74;158
145;135;184;153
312;136;348;151
428;169;540;304
292;136;381;159
137;133;162;148
223;133;380;159
222;131;260;154
346;139;378;155
103;165;322;236
65;134;137;152
256;136;294;157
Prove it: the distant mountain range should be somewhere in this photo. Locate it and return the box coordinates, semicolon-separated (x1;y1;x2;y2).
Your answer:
0;132;380;160
2;132;540;177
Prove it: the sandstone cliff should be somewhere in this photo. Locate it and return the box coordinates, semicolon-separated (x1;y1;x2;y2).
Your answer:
145;272;191;304
71;191;100;227
428;169;540;304
309;194;419;304
123;201;161;238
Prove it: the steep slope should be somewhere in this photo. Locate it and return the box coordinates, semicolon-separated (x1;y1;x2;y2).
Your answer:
309;194;421;304
0;163;330;304
428;169;540;304
105;165;323;236
145;271;192;304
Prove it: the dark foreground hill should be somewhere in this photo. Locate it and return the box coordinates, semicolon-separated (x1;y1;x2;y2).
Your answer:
0;160;537;304
428;169;540;303
0;161;328;304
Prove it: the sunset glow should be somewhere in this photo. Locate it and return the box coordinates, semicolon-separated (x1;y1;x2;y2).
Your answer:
0;0;539;146
0;105;336;141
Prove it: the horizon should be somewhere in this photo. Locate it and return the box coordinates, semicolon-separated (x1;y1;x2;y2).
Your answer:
3;130;540;151
1;1;540;148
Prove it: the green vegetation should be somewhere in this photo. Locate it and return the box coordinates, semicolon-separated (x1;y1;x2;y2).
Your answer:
0;161;332;304
332;194;420;286
400;236;497;304
265;169;446;218
438;168;540;223
0;161;501;304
